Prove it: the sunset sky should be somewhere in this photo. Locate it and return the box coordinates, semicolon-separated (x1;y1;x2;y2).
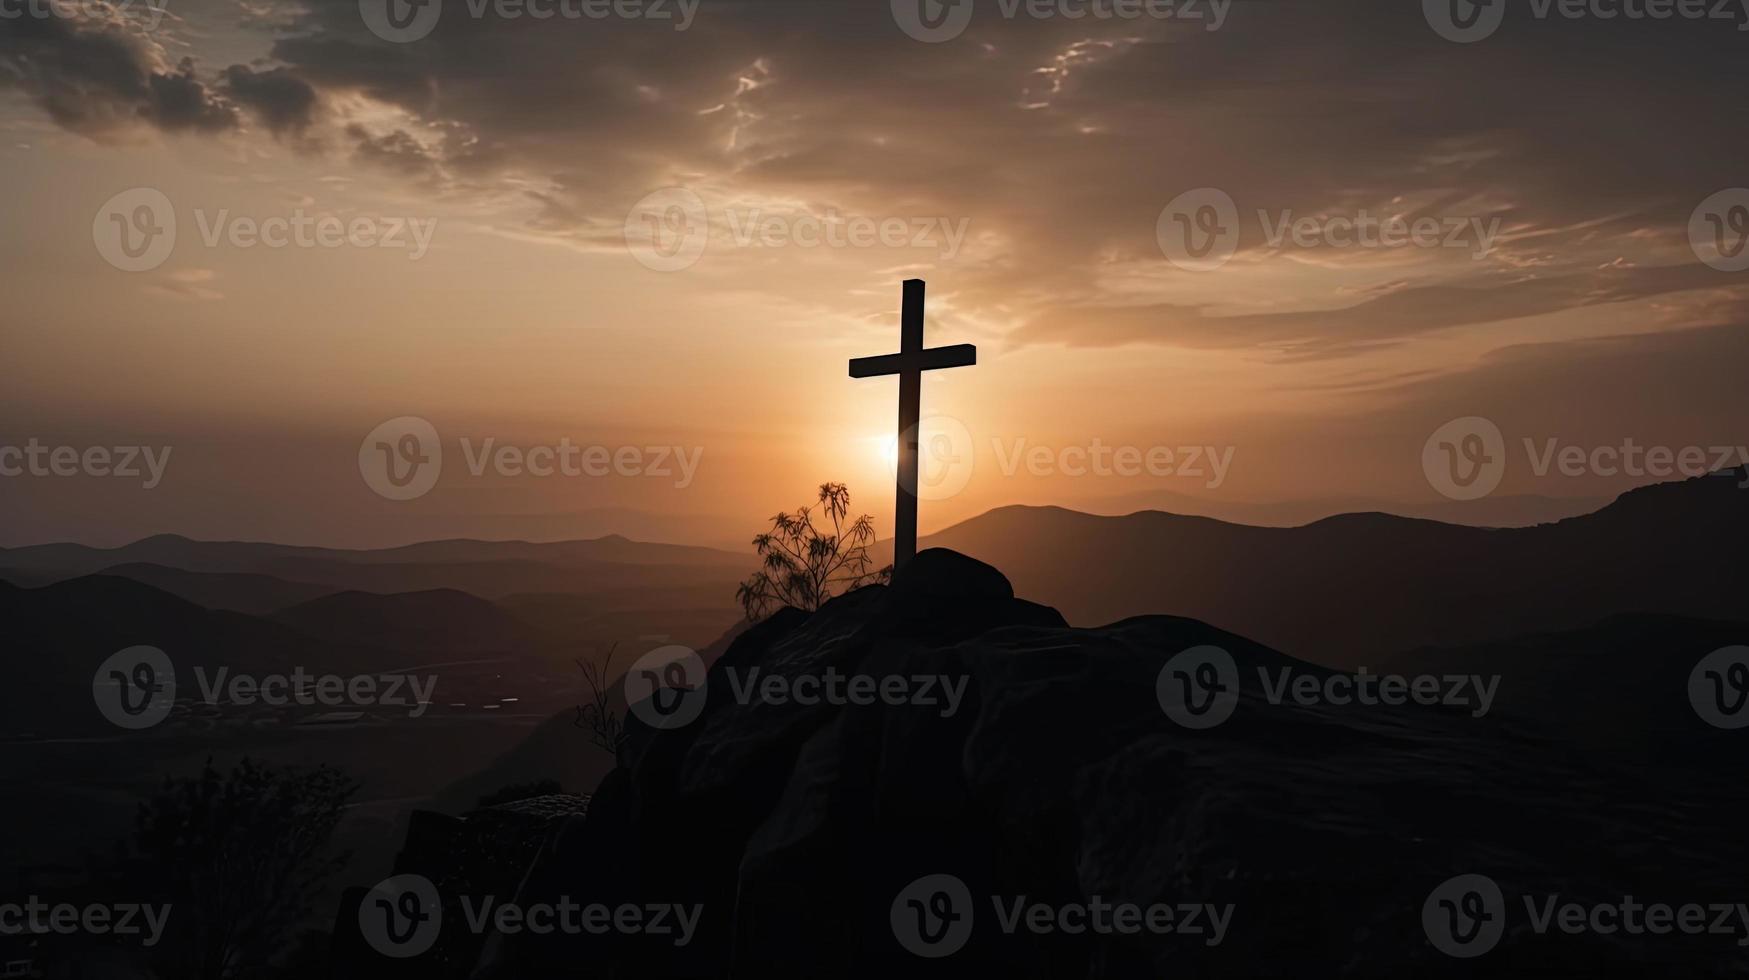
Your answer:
3;0;1747;548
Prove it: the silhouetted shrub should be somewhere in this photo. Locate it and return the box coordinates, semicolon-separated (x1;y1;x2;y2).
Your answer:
736;483;890;620
129;758;356;980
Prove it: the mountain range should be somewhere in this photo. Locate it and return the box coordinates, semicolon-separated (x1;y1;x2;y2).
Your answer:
913;468;1748;666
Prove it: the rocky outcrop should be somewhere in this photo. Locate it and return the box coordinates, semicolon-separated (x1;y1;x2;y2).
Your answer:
343;550;1748;977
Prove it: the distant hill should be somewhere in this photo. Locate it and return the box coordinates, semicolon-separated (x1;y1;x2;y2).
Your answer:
322;535;748;568
0;532;745;576
0;575;351;735
0;575;563;737
271;589;540;658
81;562;337;615
1085;486;1606;528
911;469;1747;667
0;533;750;603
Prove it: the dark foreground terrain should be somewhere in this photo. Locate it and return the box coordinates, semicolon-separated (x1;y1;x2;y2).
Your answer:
332;550;1749;978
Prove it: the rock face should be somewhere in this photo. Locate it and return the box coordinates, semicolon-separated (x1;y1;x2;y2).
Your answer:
330;795;589;979
348;550;1748;977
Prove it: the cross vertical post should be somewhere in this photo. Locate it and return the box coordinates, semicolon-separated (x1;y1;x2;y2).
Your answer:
894;279;924;570
848;279;977;572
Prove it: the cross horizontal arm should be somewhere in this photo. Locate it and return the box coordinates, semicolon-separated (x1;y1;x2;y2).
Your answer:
848;344;978;378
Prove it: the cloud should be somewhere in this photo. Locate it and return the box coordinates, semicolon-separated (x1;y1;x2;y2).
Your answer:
0;15;235;136
10;0;1749;355
1013;262;1743;357
144;267;224;301
220;64;320;135
345;123;442;180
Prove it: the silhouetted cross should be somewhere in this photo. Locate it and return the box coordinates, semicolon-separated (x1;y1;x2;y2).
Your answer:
849;279;976;570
